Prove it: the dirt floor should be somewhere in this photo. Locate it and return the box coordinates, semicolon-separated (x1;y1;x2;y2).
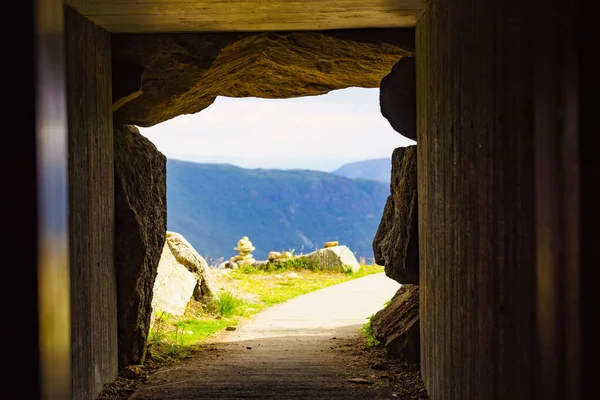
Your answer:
97;275;428;399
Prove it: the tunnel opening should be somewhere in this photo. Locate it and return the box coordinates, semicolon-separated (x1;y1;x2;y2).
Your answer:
61;16;425;397
104;84;425;399
104;28;423;397
136;86;411;344
135;86;411;332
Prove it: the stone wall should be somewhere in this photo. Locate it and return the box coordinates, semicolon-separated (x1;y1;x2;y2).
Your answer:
416;1;535;398
65;6;117;399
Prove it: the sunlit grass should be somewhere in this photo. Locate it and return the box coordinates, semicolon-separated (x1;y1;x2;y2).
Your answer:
225;264;383;306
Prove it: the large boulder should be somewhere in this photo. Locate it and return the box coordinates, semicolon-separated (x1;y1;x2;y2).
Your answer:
372;145;418;284
165;231;214;303
151;243;197;317
371;284;420;363
112;31;413;127
379;56;416;140
114;124;167;368
296;245;360;272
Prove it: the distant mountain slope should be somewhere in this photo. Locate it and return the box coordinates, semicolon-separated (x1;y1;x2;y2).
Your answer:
166;159;389;263
331;158;391;184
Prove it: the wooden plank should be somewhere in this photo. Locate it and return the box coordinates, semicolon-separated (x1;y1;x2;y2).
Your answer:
64;0;426;31
70;0;426;13
93;15;421;33
417;0;535;398
65;6;117;400
415;7;429;394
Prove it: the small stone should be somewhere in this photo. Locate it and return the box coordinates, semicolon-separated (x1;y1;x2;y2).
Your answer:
280;251;293;259
226;326;237;331
347;378;374;385
246;346;252;350
324;241;339;248
121;365;145;379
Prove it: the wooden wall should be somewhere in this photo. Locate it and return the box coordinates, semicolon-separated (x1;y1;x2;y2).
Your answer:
416;0;536;398
65;6;117;399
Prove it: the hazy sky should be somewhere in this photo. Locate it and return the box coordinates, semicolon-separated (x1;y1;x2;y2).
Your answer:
138;87;415;171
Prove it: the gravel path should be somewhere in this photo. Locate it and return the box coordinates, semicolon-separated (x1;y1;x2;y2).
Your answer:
130;273;408;399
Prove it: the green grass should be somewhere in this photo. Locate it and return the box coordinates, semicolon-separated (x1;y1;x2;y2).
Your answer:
361;314;382;347
145;263;384;366
225;263;383;306
216;289;248;317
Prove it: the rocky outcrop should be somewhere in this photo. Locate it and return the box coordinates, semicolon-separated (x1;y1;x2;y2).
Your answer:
114;124;167;368
297;245;360;272
371;284;420;363
151;243;197;317
112;31;413;127
373;145;418;284
165;231;214;303
379;56;416;140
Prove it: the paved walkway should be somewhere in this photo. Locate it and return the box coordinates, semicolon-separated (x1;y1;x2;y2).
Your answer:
131;273;400;399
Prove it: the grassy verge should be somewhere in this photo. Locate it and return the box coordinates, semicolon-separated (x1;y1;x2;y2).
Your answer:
146;263;383;365
361;314;382;347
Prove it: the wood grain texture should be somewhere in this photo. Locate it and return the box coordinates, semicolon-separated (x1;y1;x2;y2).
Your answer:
64;0;425;32
65;6;117;400
417;1;535;398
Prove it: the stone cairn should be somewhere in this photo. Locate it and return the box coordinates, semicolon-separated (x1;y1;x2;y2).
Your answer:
230;236;256;266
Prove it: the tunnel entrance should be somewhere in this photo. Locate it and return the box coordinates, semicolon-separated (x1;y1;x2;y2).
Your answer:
101;85;425;399
133;85;412;342
67;20;423;398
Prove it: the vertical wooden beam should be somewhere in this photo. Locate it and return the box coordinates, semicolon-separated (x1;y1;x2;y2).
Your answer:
65;6;117;399
417;0;535;398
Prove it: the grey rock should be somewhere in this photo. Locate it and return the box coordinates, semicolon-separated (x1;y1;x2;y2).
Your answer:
380;56;416;140
165;231;214;303
296;245;360;273
114;124;166;369
112;32;411;127
373;145;418;284
371;284;420;363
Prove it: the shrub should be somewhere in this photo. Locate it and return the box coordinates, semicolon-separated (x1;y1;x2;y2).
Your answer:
361;314;382;347
277;257;322;271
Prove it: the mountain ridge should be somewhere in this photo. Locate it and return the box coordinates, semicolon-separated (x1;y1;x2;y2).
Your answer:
331;157;391;183
166;159;389;263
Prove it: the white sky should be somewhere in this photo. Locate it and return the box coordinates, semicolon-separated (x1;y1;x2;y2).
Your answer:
138;87;415;171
